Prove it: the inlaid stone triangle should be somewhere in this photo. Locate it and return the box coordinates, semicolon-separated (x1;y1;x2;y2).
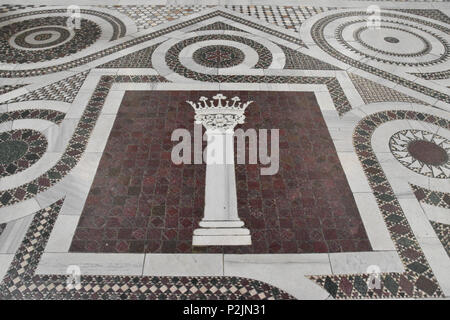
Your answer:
279;44;341;70
348;73;427;105
194;21;247;32
2;71;89;104
99;44;159;68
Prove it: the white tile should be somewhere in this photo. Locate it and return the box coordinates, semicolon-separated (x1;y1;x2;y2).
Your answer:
143;254;223;276
337;152;372;193
329;251;404;274
36;253;145;276
398;198;437;239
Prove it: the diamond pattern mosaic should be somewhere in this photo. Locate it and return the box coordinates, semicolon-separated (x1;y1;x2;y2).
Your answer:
412;184;450;209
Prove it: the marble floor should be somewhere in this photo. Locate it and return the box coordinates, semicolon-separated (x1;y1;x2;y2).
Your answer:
0;0;449;300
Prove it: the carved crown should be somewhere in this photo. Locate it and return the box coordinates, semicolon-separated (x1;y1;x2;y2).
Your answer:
186;93;253;131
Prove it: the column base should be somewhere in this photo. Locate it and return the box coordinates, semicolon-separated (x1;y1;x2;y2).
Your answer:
192;226;251;246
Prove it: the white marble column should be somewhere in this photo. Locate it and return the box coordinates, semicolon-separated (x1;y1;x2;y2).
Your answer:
187;94;252;246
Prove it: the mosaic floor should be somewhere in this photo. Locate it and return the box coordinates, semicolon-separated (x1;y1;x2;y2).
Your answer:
0;0;449;300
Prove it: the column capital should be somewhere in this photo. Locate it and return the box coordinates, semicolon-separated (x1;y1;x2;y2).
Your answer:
186;93;253;131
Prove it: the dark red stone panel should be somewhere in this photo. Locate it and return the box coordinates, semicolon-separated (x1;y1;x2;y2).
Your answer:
70;90;372;253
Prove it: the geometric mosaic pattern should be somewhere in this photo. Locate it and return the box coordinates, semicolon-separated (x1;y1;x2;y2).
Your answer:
0;200;293;300
0;17;101;64
101;5;332;33
0;109;65;126
311;11;450;105
412;70;450;81
98;45;159;69
281;44;341;70
430;221;450;258
167;34;274;69
0;4;44;14
411;184;450;209
0;3;449;301
193;45;246;69
99;5;210;31
394;9;450;26
0;10;309;78
2;71;90;105
0;75;167;208
0;129;47;177
310;110;448;299
348;73;426;105
389;129;450;179
225;5;333;32
0;84;27;96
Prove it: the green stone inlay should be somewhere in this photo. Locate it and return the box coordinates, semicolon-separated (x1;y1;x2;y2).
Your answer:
354;276;368;295
0;140;28;164
383;275;398;295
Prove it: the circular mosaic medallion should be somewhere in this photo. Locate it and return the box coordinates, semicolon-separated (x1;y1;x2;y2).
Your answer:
165;34;273;76
11;26;73;50
353;25;431;58
313;11;449;67
192;45;245;68
0;16;101;64
0;129;47;177
390;129;450;179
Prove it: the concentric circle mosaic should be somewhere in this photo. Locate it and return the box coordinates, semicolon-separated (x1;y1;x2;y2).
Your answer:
166;34;273;73
390;129;450;179
354;25;431;57
0;16;101;63
10;26;73;50
316;11;450;67
192;45;245;68
0;129;47;177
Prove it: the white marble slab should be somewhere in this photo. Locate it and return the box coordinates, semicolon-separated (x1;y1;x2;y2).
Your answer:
329;251;404;274
36;253;145;276
143;254;223;276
